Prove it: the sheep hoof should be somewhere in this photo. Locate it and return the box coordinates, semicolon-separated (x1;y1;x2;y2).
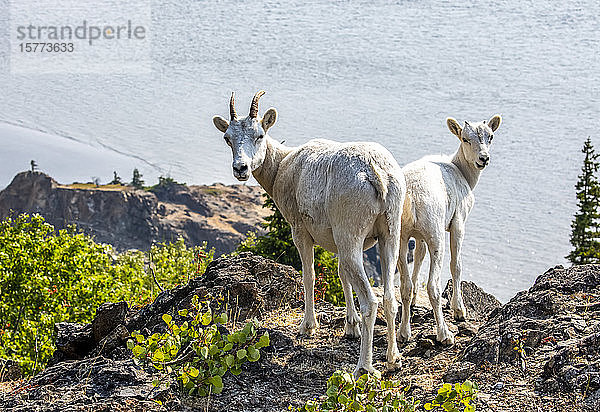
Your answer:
453;312;466;322
452;307;467;322
353;365;380;379
386;348;402;366
344;322;361;338
398;326;411;342
436;332;455;346
298;319;318;336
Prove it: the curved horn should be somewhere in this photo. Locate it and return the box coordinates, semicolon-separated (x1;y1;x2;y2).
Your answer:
229;92;237;121
249;90;265;118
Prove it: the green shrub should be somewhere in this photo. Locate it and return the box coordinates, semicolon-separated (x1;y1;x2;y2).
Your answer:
237;195;344;306
295;370;419;412
0;213;212;375
424;381;478;412
294;370;478;412
128;295;269;397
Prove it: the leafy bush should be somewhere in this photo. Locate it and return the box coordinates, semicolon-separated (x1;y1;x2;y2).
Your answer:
237;195;344;306
294;370;478;412
295;370;419;412
0;213;212;375
128;295;269;397
424;381;478;412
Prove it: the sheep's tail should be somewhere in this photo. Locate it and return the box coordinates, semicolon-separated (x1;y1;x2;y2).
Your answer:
367;157;389;202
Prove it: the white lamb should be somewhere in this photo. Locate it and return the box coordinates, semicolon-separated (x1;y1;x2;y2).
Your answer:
212;91;406;376
396;115;502;345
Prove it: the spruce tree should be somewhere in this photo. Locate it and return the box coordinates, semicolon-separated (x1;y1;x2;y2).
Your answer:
568;137;600;264
110;171;123;185
132;168;145;189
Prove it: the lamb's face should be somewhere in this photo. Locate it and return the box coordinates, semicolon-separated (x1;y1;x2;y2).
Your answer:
447;115;502;170
212;92;277;181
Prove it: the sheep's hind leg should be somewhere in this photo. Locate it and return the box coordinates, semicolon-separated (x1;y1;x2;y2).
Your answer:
426;234;454;345
379;232;401;367
338;244;378;378
292;228;318;335
410;240;426;307
450;224;467;321
339;269;361;338
397;236;413;342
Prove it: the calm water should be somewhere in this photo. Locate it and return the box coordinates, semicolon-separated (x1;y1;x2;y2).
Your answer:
1;0;599;301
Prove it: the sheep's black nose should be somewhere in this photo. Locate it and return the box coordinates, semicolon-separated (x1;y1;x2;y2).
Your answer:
233;164;248;174
479;154;489;164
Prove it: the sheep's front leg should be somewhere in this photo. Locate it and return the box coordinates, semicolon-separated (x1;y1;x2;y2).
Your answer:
450;225;467;321
426;235;454;345
292;228;318;335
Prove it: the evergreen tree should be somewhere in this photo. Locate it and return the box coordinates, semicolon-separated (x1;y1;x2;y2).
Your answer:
132;168;145;189
568;137;600;264
110;171;123;185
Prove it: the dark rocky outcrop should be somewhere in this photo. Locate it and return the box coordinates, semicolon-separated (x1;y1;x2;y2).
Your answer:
2;255;597;410
0;172;269;255
444;264;600;410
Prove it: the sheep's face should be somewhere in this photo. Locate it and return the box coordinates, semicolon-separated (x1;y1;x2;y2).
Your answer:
447;115;502;170
213;94;277;181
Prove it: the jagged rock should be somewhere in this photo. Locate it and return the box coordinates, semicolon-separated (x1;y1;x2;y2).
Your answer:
0;359;21;381
54;322;94;360
442;280;502;321
445;264;600;406
92;302;128;343
126;252;302;334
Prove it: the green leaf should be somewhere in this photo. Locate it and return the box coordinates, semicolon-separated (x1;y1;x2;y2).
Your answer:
257;333;270;349
236;349;247;360
126;339;134;350
208;344;219;356
153;348;165;362
132;345;144;357
209;375;223;390
247;345;260;362
189;367;199;378
424;403;433;410
152;379;160;387
178;309;188;317
202;311;212;326
225;354;235;367
200;346;209;359
162;313;172;325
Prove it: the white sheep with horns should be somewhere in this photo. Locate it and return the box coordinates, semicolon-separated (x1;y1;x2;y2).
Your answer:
396;115;502;345
212;91;406;376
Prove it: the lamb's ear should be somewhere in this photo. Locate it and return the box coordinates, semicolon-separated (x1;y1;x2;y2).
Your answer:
213;116;229;133
488;114;502;132
446;117;462;139
261;108;277;132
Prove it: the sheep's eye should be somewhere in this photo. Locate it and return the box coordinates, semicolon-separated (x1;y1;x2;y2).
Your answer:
256;134;264;141
462;138;470;144
489;135;494;142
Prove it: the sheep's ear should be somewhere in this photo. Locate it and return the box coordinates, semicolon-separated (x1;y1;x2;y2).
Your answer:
488;114;502;132
446;117;462;139
261;108;277;132
213;116;229;133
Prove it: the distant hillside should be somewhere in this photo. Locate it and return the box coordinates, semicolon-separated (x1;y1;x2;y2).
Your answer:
0;171;269;255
